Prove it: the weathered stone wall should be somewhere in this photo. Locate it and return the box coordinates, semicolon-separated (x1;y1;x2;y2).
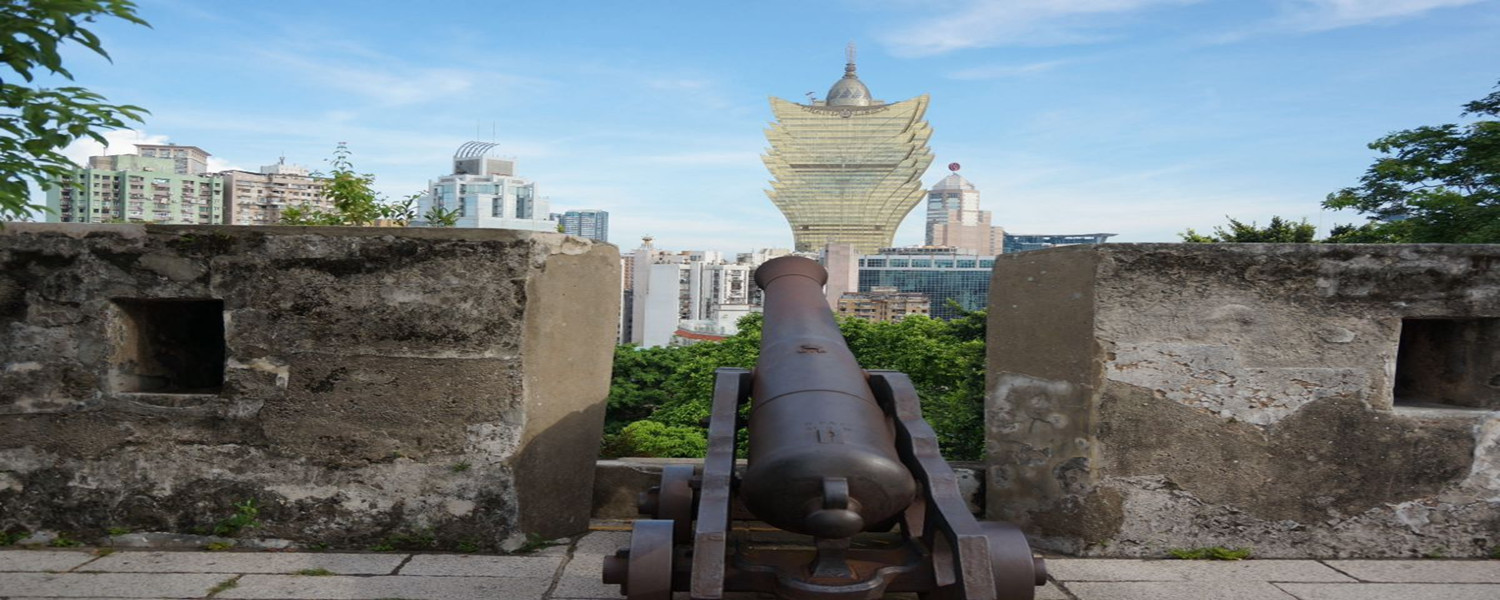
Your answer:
987;243;1500;558
0;223;619;551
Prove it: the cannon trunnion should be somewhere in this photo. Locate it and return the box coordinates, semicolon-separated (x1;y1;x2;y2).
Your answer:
603;256;1044;599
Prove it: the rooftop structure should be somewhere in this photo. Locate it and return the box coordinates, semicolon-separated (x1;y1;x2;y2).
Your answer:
134;143;211;175
416;141;552;231
762;44;934;254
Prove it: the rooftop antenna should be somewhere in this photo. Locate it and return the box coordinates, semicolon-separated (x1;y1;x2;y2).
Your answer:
491;121;497;143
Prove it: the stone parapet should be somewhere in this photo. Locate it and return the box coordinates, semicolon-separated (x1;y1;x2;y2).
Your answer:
986;243;1500;557
0;224;619;551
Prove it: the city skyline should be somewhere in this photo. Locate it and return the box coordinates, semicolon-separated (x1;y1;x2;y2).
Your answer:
30;0;1500;254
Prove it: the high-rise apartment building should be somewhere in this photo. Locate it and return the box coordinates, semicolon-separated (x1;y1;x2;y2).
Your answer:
623;240;782;347
47;151;224;224
220;159;330;225
559;209;609;242
416;141;553;231
762;45;934;254
926;163;1004;255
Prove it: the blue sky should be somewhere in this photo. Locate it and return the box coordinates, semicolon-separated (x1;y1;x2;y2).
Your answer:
39;0;1500;254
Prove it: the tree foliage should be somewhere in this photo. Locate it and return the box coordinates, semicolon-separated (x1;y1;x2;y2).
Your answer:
280;143;424;227
1;0;150;221
1322;81;1500;243
602;309;989;461
1180;216;1317;243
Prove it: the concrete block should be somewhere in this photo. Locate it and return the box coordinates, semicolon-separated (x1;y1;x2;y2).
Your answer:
0;549;97;572
0;225;619;549
1323;560;1500;583
1064;581;1298;599
219;574;552;599
988;244;1500;557
398;553;562;578
1276;583;1500;599
81;551;405;574
0;572;229;597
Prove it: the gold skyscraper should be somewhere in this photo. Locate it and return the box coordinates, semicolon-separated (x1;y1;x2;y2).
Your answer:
762;45;934;253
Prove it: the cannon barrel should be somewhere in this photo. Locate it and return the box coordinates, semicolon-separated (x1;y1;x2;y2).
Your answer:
740;256;917;539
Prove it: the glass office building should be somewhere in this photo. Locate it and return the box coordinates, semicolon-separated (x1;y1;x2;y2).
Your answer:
1002;233;1116;254
763;46;933;254
856;247;995;320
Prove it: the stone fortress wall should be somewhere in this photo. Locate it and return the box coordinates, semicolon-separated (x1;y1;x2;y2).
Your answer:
986;243;1500;557
4;225;1496;558
0;223;619;551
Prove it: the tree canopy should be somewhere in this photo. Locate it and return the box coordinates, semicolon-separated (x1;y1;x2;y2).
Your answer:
1322;81;1500;243
601;309;990;461
1;0;150;222
1180;216;1317;243
280;143;442;227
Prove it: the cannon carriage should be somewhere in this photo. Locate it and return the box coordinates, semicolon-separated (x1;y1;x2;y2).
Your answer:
603;256;1044;599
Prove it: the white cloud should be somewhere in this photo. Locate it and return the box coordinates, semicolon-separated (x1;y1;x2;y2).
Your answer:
946;59;1073;80
206;156;247;173
1276;0;1485;31
61;129;169;167
879;0;1199;56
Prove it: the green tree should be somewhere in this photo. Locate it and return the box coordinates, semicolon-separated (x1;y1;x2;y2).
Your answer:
422;205;460;227
1323;81;1500;243
601;311;988;461
281;143;420;226
1;0;150;221
1180;216;1317;243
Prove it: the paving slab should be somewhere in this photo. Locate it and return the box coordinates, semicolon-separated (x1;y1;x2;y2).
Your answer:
0;549;99;572
1035;581;1070;600
1324;559;1500;583
218;573;553;599
1064;581;1299;599
399;553;563;578
1044;558;1355;582
80;550;407;574
1276;582;1500;599
0;572;230;597
552;531;630;599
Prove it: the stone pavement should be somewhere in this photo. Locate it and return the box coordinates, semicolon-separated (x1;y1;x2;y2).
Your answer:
3;530;1499;599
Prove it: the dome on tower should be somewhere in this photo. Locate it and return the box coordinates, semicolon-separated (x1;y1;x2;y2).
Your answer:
827;72;872;107
826;43;873;107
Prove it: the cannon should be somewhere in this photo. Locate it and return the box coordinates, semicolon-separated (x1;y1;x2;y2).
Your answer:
603;256;1044;599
